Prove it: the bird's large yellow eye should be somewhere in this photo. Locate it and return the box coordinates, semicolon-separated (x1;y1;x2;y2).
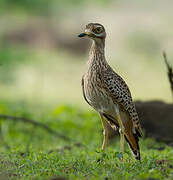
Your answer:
95;27;102;33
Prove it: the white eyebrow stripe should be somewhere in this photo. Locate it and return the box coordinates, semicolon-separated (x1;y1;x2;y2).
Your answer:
95;25;102;28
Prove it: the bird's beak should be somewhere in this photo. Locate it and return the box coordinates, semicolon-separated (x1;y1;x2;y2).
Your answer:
78;33;86;38
78;31;91;38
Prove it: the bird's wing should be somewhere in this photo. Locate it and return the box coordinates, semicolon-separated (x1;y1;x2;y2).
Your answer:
81;75;91;106
103;67;142;136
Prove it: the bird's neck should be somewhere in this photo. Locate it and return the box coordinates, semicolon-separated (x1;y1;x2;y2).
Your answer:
87;39;106;69
91;39;105;52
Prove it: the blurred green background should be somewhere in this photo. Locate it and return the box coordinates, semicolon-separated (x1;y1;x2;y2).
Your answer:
0;0;173;107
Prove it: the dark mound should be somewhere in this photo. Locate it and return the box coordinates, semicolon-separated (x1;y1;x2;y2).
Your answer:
136;100;173;143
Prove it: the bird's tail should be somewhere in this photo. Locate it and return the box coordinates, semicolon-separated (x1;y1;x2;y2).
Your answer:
124;131;140;160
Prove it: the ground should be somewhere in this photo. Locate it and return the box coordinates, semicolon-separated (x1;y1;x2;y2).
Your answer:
0;101;173;180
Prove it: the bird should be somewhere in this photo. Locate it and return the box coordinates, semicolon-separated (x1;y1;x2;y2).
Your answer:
78;23;142;160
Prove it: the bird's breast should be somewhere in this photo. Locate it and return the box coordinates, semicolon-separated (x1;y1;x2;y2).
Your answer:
83;73;114;113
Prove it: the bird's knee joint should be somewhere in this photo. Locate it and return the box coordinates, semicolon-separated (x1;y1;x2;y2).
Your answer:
103;129;108;136
119;127;125;134
103;130;105;135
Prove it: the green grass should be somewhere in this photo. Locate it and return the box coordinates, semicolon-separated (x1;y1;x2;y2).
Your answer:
0;101;173;180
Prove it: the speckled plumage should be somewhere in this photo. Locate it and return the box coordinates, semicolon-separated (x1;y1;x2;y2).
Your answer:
103;66;142;135
79;23;142;160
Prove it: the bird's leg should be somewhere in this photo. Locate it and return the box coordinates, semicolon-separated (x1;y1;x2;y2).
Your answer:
117;114;125;161
100;114;109;151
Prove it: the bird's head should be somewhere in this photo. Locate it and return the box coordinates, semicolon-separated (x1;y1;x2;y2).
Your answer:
78;23;106;40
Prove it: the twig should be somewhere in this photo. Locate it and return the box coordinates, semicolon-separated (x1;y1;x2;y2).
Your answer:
163;51;173;100
0;114;71;141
